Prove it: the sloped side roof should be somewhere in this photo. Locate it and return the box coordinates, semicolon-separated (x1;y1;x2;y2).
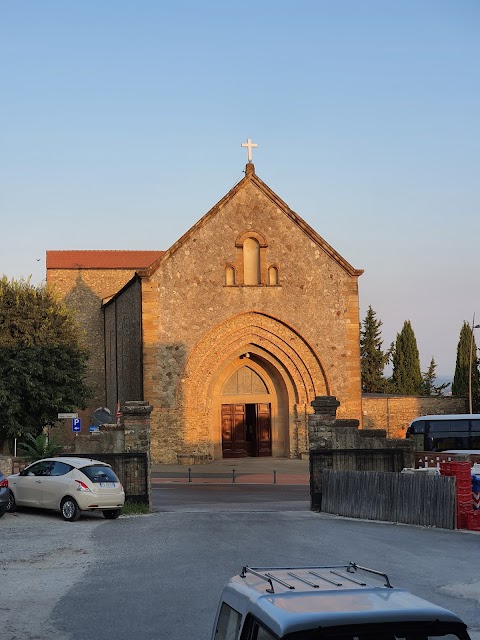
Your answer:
46;250;164;270
139;164;363;278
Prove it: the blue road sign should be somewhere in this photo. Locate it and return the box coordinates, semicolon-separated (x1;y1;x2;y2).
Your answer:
72;418;82;432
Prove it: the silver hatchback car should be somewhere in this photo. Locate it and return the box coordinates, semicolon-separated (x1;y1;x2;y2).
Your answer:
7;457;125;521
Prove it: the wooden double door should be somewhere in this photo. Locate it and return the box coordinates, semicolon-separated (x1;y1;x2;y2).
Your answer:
221;403;272;458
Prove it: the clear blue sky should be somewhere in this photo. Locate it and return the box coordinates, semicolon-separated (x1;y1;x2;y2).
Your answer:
1;1;479;378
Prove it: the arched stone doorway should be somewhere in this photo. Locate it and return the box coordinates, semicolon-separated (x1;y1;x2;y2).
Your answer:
179;312;330;460
212;351;290;458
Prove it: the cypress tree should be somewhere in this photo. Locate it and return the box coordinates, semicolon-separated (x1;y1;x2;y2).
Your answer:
391;320;423;395
360;306;391;393
422;356;449;396
452;321;480;411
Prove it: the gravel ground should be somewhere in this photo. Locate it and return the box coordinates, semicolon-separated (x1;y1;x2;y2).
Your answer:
0;510;105;640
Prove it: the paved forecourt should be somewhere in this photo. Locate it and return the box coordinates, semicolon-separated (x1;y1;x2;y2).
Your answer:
151;457;309;485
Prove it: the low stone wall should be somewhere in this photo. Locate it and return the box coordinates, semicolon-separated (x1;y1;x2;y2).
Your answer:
0;455;13;476
73;426;125;455
308;396;414;464
362;395;467;439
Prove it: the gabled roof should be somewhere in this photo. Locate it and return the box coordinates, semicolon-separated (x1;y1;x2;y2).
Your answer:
138;164;363;278
46;250;164;270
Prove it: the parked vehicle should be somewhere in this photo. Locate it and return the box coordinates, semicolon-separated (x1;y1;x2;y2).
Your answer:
0;470;8;517
212;563;471;640
7;457;125;521
406;414;480;452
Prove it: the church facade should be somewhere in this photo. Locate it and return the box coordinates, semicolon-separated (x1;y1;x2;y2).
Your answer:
47;163;363;463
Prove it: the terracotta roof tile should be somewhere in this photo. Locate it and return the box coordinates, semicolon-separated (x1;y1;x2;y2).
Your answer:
46;250;164;270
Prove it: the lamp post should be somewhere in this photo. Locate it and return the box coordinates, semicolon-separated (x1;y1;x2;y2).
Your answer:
468;313;480;414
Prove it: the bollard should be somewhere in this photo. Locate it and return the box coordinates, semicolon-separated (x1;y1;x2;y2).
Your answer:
188;467;192;483
273;469;277;484
232;468;236;484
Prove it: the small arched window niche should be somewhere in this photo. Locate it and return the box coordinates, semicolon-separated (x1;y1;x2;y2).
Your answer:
232;230;267;287
268;265;279;286
225;265;236;286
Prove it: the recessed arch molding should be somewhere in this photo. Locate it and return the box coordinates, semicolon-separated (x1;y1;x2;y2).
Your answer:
179;312;329;409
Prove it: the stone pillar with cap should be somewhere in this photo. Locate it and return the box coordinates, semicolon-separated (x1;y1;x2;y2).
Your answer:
123;401;153;453
308;396;340;450
123;400;153;509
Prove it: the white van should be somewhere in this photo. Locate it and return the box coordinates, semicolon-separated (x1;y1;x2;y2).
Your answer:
212;563;470;640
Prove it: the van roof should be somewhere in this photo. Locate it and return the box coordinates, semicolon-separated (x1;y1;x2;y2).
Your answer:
225;564;464;637
410;414;480;422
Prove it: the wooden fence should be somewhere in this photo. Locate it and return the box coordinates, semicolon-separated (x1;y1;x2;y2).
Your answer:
309;448;410;510
321;469;456;529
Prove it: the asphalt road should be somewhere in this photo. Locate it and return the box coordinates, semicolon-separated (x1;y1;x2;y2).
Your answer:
152;483;311;511
2;485;479;640
53;509;480;640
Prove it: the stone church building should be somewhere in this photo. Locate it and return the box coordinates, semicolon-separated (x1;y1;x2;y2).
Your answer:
47;162;364;463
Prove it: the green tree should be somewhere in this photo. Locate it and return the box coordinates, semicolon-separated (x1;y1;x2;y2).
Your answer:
391;320;423;395
360;306;392;392
0;277;90;441
422;357;449;396
452;321;480;411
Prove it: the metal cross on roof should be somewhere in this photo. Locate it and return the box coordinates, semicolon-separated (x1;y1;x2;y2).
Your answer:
241;138;258;162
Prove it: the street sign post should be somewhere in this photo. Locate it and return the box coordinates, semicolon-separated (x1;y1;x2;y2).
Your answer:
72;418;82;432
58;412;78;419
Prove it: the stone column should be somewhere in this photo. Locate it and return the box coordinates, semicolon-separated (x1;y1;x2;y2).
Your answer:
308;396;340;450
123;401;153;453
123;401;153;510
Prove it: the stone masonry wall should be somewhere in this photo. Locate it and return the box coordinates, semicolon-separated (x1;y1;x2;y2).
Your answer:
308;395;416;467
47;269;139;419
142;176;363;462
46;268;138;439
0;455;13;476
362;395;468;440
73;426;125;454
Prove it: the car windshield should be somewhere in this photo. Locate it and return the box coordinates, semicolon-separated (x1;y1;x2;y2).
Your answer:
80;465;119;483
285;623;470;640
304;635;466;640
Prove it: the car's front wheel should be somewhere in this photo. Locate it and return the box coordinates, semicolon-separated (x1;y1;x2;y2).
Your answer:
60;497;81;522
103;509;121;520
6;490;16;513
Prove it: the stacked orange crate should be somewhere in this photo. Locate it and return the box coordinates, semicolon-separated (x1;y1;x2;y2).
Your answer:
466;511;480;531
440;461;472;529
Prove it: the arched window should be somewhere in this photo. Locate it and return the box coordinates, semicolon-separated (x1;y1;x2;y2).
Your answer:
268;265;279;286
234;231;268;286
225;266;236;286
243;238;260;285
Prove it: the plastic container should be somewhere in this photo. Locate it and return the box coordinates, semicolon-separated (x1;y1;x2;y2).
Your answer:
466;511;480;531
457;511;469;529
